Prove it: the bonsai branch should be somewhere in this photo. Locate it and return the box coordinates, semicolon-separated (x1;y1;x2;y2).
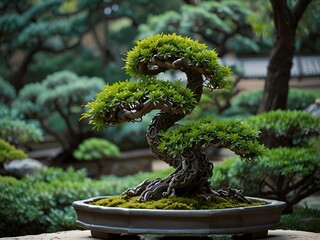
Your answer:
151;55;214;79
138;55;214;80
114;100;185;123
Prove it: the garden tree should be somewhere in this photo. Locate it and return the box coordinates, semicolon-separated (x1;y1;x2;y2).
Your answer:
137;1;267;56
14;70;104;162
74;138;120;178
247;0;320;54
0;0;186;91
1;0;87;90
82;34;264;201
258;0;313;112
0;0;123;91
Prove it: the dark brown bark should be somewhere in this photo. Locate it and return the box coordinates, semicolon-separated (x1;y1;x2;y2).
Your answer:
259;0;311;112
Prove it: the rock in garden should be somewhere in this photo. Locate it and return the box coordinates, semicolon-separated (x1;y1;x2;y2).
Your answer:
4;158;45;177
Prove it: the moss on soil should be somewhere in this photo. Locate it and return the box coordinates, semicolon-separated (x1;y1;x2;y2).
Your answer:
90;195;265;210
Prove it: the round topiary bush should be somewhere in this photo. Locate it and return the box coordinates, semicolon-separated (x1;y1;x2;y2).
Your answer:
73;138;120;178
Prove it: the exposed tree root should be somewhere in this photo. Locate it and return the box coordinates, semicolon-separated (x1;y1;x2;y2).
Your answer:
123;150;251;204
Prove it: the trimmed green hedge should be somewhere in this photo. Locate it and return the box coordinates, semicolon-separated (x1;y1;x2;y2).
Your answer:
281;207;320;232
0;167;173;237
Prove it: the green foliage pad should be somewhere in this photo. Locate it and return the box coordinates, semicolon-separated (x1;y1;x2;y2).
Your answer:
125;33;231;89
158;116;265;160
82;78;197;129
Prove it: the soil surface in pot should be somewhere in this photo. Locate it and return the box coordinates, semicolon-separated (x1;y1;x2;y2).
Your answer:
89;195;266;210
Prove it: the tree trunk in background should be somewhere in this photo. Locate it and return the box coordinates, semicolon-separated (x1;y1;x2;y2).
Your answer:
10;42;40;92
259;0;311;112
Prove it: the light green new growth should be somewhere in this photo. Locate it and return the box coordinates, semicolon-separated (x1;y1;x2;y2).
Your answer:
125;33;231;89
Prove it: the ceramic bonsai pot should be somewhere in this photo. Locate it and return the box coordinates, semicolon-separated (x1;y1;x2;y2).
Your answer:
73;196;286;239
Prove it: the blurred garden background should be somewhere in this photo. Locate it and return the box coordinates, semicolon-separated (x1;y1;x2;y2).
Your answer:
0;0;320;237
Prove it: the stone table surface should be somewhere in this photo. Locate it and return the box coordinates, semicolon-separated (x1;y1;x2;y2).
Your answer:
1;230;320;240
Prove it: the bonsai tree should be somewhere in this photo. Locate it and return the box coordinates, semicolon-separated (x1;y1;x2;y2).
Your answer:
82;33;264;202
73;138;120;178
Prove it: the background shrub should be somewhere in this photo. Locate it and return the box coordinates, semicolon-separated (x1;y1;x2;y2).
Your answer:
74;138;120;161
247;110;320;148
281;207;320;232
0;76;16;107
73;138;120;178
0;167;173;237
0;139;27;163
233;88;316;115
212;147;320;214
0;117;43;146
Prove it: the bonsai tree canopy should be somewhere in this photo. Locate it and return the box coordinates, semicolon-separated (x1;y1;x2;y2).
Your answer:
82;33;264;202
